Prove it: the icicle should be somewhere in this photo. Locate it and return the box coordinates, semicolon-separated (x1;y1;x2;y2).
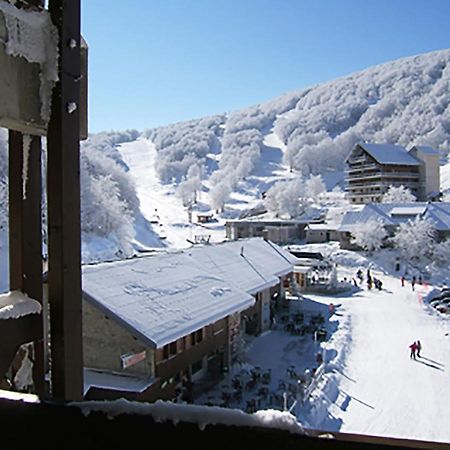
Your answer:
22;134;32;200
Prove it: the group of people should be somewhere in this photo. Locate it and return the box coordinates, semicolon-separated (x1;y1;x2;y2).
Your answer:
401;274;423;291
409;340;422;359
355;268;383;291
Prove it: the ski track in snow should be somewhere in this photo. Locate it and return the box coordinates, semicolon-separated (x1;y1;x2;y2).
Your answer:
308;268;450;443
118;138;226;248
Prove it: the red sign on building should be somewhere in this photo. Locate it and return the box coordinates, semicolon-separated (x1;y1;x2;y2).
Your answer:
120;350;146;369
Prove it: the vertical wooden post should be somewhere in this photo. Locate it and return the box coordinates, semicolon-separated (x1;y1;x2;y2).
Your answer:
47;0;83;401
8;131;45;396
8;131;23;292
24;136;45;397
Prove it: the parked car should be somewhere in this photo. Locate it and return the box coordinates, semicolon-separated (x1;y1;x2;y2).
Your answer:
435;303;450;314
430;297;450;307
429;291;450;304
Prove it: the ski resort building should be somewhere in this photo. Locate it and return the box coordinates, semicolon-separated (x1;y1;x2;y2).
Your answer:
345;143;440;204
304;223;340;243
338;202;450;249
81;238;298;402
224;218;309;244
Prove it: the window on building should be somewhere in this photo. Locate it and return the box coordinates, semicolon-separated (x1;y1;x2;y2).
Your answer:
163;340;178;359
190;328;204;346
192;359;203;374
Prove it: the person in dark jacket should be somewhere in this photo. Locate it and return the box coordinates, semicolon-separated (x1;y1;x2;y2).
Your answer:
416;340;422;357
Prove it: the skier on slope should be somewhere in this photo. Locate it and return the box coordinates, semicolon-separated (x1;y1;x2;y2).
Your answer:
409;341;418;359
416;340;422;358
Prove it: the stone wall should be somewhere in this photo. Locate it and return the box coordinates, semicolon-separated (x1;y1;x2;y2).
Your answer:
82;301;155;377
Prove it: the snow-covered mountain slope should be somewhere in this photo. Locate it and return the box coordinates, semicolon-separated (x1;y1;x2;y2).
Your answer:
3;48;450;273
116;48;450;246
145;48;450;185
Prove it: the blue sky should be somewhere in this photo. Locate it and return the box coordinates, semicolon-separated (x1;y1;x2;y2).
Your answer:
82;0;450;133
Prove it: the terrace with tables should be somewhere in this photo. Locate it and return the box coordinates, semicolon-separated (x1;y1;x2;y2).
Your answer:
190;296;334;414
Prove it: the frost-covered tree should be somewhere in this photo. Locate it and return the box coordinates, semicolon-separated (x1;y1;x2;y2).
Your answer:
176;164;203;206
210;178;232;212
391;216;436;261
350;219;388;253
305;174;326;201
432;239;450;266
80;169;135;257
382;185;416;203
264;178;309;218
147;115;224;183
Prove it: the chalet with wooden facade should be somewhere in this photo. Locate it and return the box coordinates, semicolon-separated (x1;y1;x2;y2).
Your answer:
81;238;298;402
345;143;440;204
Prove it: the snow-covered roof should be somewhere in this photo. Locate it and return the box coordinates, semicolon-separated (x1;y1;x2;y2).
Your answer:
82;253;255;349
225;218;308;225
82;238;296;348
84;369;155;396
186;238;299;294
424;203;450;231
410;145;440;155
358;143;421;166
338;202;450;232
305;223;337;231
390;206;427;216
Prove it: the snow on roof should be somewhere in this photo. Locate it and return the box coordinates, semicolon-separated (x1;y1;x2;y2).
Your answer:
0;291;42;320
225;218;308;225
305;223;337;231
186;238;298;294
74;398;305;435
423;203;450;231
84;369;155;397
339;202;450;232
82;253;254;349
358;143;421;166
410;145;440;155
390;206;426;216
294;266;310;274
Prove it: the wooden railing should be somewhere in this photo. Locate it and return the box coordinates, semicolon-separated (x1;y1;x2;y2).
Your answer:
0;392;447;450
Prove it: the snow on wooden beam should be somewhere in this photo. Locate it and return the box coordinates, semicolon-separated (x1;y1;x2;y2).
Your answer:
0;0;87;138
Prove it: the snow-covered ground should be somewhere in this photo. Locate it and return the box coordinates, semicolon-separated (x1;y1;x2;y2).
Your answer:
118;138;229;248
193;245;450;444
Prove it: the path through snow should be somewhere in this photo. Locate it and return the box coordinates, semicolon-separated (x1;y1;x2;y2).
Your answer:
305;268;450;444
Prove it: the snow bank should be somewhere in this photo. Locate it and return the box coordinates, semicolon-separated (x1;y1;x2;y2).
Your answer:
0;291;41;320
75;398;305;434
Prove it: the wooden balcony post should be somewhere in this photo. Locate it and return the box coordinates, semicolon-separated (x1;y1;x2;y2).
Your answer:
47;0;83;401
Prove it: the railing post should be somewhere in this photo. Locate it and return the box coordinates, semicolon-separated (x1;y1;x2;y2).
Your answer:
8;131;45;397
47;0;83;401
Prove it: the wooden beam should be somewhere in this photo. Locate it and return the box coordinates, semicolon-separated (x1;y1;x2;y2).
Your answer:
47;0;83;401
23;136;45;396
8;130;23;291
7;131;45;396
0;0;87;139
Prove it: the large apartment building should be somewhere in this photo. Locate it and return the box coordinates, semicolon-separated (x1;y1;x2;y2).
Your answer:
345;143;440;204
